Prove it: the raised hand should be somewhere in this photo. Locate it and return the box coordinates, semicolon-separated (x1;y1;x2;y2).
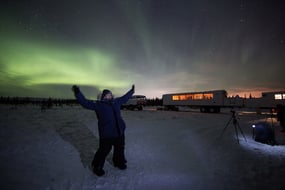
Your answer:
72;85;80;94
132;84;135;92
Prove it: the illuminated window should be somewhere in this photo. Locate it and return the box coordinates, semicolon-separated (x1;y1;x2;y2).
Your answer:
187;95;193;100
283;94;285;99
172;93;214;101
172;95;179;100
193;93;203;99
275;94;282;100
203;93;213;99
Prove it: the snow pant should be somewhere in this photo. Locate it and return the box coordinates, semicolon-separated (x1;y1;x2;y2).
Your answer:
92;135;126;169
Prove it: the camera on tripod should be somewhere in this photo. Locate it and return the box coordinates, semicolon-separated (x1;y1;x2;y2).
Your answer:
220;109;247;143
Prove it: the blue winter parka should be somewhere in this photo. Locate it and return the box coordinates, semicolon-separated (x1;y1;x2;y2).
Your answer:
75;87;134;139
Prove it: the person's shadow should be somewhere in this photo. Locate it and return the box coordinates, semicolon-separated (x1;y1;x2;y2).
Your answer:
55;121;99;169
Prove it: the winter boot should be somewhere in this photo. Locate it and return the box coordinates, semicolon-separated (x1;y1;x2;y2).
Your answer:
93;167;105;176
114;163;127;170
92;163;105;176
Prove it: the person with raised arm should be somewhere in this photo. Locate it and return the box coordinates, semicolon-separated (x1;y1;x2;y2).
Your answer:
72;84;135;176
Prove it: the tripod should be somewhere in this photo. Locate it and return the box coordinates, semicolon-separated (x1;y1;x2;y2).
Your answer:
220;110;247;143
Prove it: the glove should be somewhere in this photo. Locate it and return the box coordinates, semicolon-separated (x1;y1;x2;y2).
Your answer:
132;84;135;92
72;85;80;94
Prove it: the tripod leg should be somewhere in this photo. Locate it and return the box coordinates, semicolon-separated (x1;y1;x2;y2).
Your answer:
234;123;240;143
220;117;232;138
236;121;247;142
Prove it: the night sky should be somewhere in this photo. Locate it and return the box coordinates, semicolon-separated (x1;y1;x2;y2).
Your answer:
1;0;284;99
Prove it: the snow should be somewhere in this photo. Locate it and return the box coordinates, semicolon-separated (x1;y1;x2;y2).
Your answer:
1;105;285;190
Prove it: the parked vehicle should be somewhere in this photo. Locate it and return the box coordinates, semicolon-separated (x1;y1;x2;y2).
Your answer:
121;95;146;110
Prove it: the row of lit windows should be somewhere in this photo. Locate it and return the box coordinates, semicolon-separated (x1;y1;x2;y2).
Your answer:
275;94;285;100
172;93;213;101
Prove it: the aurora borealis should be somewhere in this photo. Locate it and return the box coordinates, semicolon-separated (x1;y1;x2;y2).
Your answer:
1;37;129;98
1;0;284;99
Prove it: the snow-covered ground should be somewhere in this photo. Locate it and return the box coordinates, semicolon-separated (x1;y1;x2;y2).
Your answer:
1;105;285;190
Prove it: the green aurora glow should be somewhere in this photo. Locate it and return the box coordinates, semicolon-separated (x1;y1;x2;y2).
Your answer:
0;36;131;98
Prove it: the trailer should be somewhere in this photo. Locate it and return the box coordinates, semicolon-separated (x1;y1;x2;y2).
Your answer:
162;90;227;113
243;91;285;109
162;90;285;113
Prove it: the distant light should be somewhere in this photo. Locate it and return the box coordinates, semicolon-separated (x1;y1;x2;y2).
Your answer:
252;125;256;128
